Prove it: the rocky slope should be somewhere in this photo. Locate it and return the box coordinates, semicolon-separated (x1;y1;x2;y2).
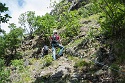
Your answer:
7;14;125;83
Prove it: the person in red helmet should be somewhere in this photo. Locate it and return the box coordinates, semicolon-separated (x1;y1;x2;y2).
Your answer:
50;30;64;60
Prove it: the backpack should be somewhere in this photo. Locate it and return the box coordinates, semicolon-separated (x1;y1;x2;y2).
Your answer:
43;45;48;51
43;45;48;55
51;34;59;44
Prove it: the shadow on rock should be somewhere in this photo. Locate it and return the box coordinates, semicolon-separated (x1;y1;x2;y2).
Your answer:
33;70;71;83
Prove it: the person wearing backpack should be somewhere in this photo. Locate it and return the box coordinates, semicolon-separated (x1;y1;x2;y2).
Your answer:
41;45;49;57
50;30;64;60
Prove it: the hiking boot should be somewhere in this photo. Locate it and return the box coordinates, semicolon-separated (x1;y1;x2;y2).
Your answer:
60;54;63;56
56;54;60;59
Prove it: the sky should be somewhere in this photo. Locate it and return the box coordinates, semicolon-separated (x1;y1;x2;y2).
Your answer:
1;0;60;33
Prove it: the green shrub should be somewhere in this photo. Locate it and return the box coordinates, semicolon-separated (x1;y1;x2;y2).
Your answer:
74;59;89;68
43;55;53;67
110;64;119;76
118;55;125;64
11;59;24;71
0;59;10;83
67;55;76;61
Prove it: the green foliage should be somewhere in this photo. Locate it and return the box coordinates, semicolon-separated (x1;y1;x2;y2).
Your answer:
117;54;125;64
91;0;125;66
92;0;125;37
42;55;53;67
114;40;125;64
66;38;83;48
67;55;78;61
11;59;24;71
0;59;10;83
20;73;32;83
0;3;11;82
0;36;6;56
74;59;89;68
59;11;81;38
58;11;81;45
0;23;24;62
110;64;119;76
78;3;100;18
18;11;36;35
34;13;57;35
11;59;23;67
0;59;5;70
50;0;71;16
4;23;24;55
0;2;11;23
87;26;100;39
50;0;81;38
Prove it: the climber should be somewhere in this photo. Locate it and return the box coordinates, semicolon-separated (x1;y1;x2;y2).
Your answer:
50;30;64;60
41;45;49;57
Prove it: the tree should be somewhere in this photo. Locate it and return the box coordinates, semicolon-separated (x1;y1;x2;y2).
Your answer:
92;0;125;37
0;3;11;82
18;11;36;37
34;13;57;35
0;36;6;56
0;2;11;23
5;23;24;56
0;2;11;33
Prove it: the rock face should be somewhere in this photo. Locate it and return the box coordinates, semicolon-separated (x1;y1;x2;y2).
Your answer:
9;31;122;83
31;57;75;83
68;0;89;12
95;46;116;67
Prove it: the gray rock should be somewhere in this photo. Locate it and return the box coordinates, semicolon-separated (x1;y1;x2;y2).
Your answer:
24;59;30;66
94;69;105;76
